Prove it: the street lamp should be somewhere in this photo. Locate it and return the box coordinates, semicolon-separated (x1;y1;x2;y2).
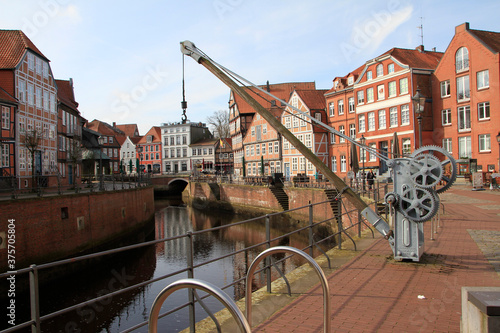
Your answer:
412;88;426;148
360;134;366;193
137;146;143;185
98;135;105;191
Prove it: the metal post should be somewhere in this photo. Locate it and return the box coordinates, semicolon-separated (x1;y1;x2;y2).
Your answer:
265;215;271;293
309;201;314;258
358;211;362;238
418;116;423;148
337;200;342;250
29;265;40;333
186;232;195;332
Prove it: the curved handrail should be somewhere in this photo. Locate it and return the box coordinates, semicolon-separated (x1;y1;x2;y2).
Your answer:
148;278;251;333
245;246;331;333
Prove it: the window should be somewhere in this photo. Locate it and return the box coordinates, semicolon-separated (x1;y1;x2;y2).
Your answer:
250;145;254;156
478;134;490;152
329;102;334;116
399;78;408;95
378;110;386;129
36;87;42;108
369;143;377;161
27;84;34;105
274;141;279;153
315;113;322;122
331;156;337;172
458;106;471;131
284;116;291;128
43;90;49;110
367;88;374;103
305;134;312;148
348;76;354;85
368;112;375;131
18;79;26;103
377;85;385;100
349;124;356;139
338;99;344;115
401;105;410;125
366;71;372;80
339;125;345;143
1;106;9;129
360;146;366;162
292;115;299;128
477;70;489;90
376;64;383;77
340;155;346;172
389;107;398;127
261;143;266;155
283;138;289;150
330;129;336;144
388;63;395;74
1;144;9;167
388;81;396;98
348;97;355;113
440;80;451;97
402;138;411;155
441;109;452;125
358;115;365;133
268;142;272;155
478;102;490;120
458;136;471;158
443;138;452;154
357;91;364;105
456;75;470;101
455;47;469;72
292;157;298;171
256;144;260;155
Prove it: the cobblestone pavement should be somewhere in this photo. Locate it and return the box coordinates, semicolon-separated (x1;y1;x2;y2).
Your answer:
253;186;500;333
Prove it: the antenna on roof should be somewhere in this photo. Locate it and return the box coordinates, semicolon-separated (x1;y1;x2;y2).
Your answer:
418;17;424;50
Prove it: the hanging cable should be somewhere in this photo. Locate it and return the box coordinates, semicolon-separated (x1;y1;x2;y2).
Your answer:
181;54;188;123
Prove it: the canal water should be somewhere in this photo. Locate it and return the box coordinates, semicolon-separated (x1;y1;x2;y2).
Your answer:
5;198;329;333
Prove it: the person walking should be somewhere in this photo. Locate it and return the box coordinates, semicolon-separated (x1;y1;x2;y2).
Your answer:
367;170;375;190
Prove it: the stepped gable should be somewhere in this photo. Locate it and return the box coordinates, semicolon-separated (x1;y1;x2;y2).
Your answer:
0;30;48;69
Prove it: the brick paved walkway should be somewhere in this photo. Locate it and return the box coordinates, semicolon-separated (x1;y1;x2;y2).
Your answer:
253;187;500;332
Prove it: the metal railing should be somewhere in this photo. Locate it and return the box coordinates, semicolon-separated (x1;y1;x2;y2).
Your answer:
0;174;151;200
0;195;382;333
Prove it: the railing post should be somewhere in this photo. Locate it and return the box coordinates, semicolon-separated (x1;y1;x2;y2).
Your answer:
265;215;271;293
358;210;362;238
186;232;196;332
29;264;41;333
308;201;313;258
337;199;342;250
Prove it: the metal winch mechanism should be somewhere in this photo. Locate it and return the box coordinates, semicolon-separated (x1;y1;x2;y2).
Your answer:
383;146;457;261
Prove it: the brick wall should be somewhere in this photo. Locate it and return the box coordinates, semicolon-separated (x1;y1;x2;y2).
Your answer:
0;187;154;270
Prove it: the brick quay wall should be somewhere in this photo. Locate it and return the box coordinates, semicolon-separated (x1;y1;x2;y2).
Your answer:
183;182;364;232
0;186;155;271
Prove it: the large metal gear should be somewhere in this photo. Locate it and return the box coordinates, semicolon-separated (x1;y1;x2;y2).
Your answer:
409;153;443;188
410;145;457;193
399;185;439;223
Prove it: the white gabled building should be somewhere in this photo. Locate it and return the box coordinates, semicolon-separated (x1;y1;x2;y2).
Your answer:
160;121;212;174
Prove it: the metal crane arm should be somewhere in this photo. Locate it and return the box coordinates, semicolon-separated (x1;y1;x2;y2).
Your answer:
180;40;393;242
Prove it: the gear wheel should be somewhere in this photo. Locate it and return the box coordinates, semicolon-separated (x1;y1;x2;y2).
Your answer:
409;153;443;188
399;185;439;223
411;145;457;193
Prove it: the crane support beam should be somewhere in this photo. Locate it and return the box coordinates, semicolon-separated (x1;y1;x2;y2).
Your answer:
181;41;393;241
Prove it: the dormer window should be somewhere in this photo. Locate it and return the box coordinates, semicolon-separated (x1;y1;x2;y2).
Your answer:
348;76;354;85
366;71;373;80
376;64;383;77
147;135;153;143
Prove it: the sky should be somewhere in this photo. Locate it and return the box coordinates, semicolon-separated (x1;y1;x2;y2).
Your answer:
1;0;499;135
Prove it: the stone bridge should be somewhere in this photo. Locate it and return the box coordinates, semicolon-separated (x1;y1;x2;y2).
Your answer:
150;175;190;196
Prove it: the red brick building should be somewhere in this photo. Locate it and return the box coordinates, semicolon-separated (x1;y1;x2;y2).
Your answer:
0;87;17;177
0;30;58;188
86;120;123;174
229;81;315;177
56;78;85;186
137;126;162;173
432;22;500;175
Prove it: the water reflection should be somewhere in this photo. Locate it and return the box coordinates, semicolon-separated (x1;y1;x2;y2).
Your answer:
2;200;333;333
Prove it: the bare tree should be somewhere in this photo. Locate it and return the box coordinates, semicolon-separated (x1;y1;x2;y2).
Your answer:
68;138;83;188
207;110;230;139
22;128;43;190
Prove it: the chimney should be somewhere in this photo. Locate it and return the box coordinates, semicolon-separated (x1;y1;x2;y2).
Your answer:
456;22;470;34
69;78;73;87
266;80;270;92
416;45;424;53
113;122;116;128
432;47;436;52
